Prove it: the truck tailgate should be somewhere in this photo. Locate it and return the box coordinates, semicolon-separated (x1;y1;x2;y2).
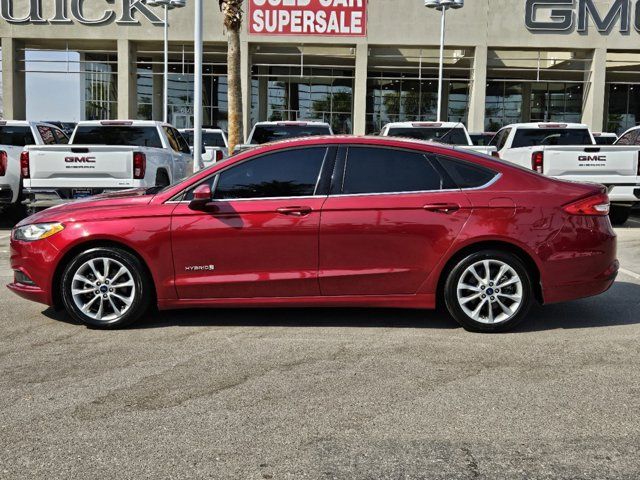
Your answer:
26;145;135;182
543;146;639;179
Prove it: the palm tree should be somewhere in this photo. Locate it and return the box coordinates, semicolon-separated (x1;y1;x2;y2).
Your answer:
219;0;244;153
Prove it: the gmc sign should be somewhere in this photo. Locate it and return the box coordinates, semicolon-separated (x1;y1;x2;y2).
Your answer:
525;0;640;33
65;156;96;163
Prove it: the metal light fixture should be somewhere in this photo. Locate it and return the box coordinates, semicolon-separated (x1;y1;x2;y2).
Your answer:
425;0;464;121
143;0;186;124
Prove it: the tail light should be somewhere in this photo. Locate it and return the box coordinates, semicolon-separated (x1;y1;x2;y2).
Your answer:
531;151;544;174
20;151;30;178
563;192;610;216
491;151;500;159
133;152;146;179
215;150;224;162
0;151;7;176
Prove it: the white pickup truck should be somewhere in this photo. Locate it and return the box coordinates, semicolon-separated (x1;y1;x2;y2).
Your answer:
379;122;497;156
22;120;194;209
236;121;334;153
179;128;229;167
490;123;640;224
0;121;69;215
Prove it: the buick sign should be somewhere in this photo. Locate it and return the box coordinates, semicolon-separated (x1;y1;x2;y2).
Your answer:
525;0;640;34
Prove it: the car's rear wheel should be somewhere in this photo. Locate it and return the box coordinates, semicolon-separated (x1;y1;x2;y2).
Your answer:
61;247;152;328
444;250;533;333
609;205;631;226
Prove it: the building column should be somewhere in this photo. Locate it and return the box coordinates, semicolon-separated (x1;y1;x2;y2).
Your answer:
241;40;251;142
152;61;163;121
352;43;368;135
521;82;532;122
1;38;26;120
257;65;269;122
467;45;487;132
582;48;606;132
117;39;137;120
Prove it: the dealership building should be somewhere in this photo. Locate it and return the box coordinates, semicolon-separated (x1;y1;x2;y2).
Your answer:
2;0;640;136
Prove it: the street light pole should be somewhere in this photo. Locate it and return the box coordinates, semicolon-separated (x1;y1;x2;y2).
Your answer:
193;0;203;172
144;0;185;124
425;0;464;122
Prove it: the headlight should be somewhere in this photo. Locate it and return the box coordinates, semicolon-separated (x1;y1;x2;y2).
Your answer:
13;223;64;242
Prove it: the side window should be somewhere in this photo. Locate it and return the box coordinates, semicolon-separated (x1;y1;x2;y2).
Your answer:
616;130;639;145
173;128;192;154
342;147;446;195
163;127;181;152
490;128;511;150
37;125;56;145
436;156;498;189
52;128;69;144
211;147;327;200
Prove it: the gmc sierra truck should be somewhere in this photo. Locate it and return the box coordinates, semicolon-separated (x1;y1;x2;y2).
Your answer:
490;122;640;224
21;120;194;210
236;121;334;153
379;122;498;156
179;127;229;167
0;121;69;217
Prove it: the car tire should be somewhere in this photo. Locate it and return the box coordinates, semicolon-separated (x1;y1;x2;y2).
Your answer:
444;250;534;333
609;205;631;226
155;170;170;188
61;247;152;329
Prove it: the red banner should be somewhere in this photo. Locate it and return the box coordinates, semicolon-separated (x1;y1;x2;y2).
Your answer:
248;0;367;37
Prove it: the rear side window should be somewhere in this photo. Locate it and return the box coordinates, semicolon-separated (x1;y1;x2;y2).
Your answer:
386;127;469;145
616;129;639;145
342;147;447;195
436;156;498;189
212;147;327;200
73;126;163;148
490;128;511;150
511;128;593;148
37;125;56;145
0;126;35;146
164;126;190;154
52;128;69;144
203;132;227;148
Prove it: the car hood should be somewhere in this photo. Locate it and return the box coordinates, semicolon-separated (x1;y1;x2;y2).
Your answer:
16;188;155;226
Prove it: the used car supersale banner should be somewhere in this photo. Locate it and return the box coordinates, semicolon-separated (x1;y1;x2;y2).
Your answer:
249;0;367;36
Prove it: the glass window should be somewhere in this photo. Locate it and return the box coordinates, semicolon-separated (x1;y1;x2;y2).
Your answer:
489;128;511;150
511;128;593;148
342;147;445;194
386;127;469;145
52;128;69;144
0;126;35;146
250;124;331;144
616;129;639;145
37;125;56;145
73;126;163;148
182;130;228;148
593;136;617;145
437;156;497;189
172;128;191;154
212;147;327;200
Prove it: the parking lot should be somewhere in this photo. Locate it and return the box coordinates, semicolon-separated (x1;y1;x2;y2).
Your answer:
0;218;639;479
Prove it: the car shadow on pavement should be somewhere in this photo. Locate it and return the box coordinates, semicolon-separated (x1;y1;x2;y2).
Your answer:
42;282;640;333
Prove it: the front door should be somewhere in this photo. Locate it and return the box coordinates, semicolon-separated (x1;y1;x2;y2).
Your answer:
319;146;472;296
171;146;332;299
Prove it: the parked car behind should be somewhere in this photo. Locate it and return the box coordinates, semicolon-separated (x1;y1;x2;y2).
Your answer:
0;121;69;217
490;122;640;225
21;120;193;210
592;132;618;145
9;136;618;333
179;127;229;166
236;121;333;153
469;132;497;146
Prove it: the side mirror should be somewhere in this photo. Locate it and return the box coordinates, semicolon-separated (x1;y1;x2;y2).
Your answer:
188;184;214;211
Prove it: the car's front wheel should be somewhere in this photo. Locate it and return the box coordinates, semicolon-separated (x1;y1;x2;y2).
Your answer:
444;250;534;333
61;247;152;328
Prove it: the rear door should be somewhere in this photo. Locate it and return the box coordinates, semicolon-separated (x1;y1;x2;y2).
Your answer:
319;145;472;296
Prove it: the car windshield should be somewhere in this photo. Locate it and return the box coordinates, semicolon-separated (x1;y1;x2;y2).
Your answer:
73;126;163;148
511;128;593;148
251;125;331;144
386;127;469;145
182;131;227;148
0;126;35;146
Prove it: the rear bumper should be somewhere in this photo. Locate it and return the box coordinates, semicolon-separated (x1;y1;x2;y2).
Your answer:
607;185;640;205
542;260;618;304
23;187;133;208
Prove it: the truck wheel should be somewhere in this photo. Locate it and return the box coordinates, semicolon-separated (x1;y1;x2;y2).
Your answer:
155;170;170;188
61;247;152;329
443;250;534;333
609;205;631;226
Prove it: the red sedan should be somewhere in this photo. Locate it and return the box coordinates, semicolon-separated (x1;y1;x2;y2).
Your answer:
7;136;618;332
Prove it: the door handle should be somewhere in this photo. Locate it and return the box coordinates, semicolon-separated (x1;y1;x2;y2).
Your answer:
423;203;460;214
276;206;313;216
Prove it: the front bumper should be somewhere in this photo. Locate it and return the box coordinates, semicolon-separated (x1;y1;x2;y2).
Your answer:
6;235;60;306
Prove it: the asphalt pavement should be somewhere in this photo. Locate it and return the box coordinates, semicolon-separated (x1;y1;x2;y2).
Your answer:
0;218;639;479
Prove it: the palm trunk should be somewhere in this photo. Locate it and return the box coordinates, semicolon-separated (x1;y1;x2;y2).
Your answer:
227;27;243;153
